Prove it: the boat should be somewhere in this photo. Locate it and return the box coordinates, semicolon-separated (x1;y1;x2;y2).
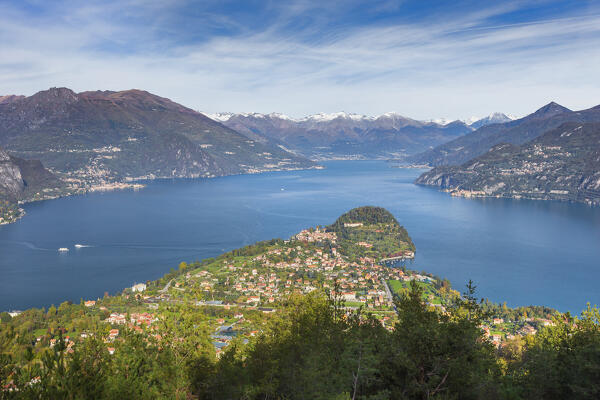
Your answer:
58;247;69;252
74;244;86;248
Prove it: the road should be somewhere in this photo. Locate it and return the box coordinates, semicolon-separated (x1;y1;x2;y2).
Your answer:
159;279;174;294
381;279;397;312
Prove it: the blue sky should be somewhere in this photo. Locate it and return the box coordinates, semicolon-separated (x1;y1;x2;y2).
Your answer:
0;0;599;120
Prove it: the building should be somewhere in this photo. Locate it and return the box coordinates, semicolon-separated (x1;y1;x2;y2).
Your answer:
132;283;147;292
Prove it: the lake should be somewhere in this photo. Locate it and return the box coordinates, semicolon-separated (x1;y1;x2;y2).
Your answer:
1;160;599;313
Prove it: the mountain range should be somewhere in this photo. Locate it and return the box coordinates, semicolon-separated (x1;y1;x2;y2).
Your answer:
415;122;600;205
407;102;600;167
3;86;596;213
206;111;514;160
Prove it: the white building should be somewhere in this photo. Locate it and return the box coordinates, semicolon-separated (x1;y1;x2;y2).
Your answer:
131;283;147;292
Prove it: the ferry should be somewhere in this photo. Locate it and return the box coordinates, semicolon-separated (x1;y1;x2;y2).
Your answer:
58;247;69;252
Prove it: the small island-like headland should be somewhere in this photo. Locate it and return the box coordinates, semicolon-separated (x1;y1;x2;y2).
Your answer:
327;206;416;261
1;206;599;399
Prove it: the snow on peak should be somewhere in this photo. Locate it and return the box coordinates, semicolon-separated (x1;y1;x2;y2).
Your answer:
204;111;517;126
463;112;517;129
485;112;515;121
425;118;457;126
378;112;410;119
424;112;516;127
465;116;481;125
267;112;294;120
301;112;373;122
204;112;234;122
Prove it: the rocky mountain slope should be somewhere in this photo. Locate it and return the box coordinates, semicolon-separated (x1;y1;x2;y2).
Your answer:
408;102;600;167
0;147;63;203
0;148;24;202
0;146;65;223
0;88;314;187
205;111;501;160
415;122;600;205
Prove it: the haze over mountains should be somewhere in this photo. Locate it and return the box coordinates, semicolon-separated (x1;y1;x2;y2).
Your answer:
206;111;514;160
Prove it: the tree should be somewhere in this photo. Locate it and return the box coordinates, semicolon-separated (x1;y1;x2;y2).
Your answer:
0;312;11;324
158;303;214;399
380;280;500;399
512;305;600;399
47;305;57;318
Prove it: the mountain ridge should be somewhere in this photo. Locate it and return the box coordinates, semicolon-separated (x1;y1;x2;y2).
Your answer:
203;110;513;160
0;87;315;186
206;111;514;126
415;122;600;205
407;102;600;167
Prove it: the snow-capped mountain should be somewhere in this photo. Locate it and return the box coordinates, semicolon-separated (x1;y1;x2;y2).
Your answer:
205;112;296;122
469;112;516;129
408;102;577;167
202;111;498;160
427;113;516;128
207;111;377;123
207;111;515;126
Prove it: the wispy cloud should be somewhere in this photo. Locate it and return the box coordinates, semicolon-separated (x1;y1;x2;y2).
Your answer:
0;0;599;120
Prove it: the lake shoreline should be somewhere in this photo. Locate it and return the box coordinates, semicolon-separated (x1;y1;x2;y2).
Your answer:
0;164;325;226
1;160;599;313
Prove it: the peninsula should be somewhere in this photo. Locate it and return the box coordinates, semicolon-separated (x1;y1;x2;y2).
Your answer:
3;206;590;399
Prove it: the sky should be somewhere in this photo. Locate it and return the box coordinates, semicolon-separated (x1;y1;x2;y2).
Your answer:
0;0;599;120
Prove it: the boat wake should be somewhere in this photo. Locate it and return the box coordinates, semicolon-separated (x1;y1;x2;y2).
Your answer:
0;240;51;251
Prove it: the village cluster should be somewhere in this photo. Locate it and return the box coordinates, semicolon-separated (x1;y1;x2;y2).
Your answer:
22;224;557;357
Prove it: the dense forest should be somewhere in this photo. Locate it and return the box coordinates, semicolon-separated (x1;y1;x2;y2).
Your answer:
2;282;599;399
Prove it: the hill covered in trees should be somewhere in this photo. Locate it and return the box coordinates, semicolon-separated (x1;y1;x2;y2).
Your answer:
327;206;416;259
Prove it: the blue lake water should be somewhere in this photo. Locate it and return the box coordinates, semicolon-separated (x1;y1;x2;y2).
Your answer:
1;160;599;313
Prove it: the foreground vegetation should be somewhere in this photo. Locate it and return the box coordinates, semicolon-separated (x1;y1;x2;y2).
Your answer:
2;283;599;399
